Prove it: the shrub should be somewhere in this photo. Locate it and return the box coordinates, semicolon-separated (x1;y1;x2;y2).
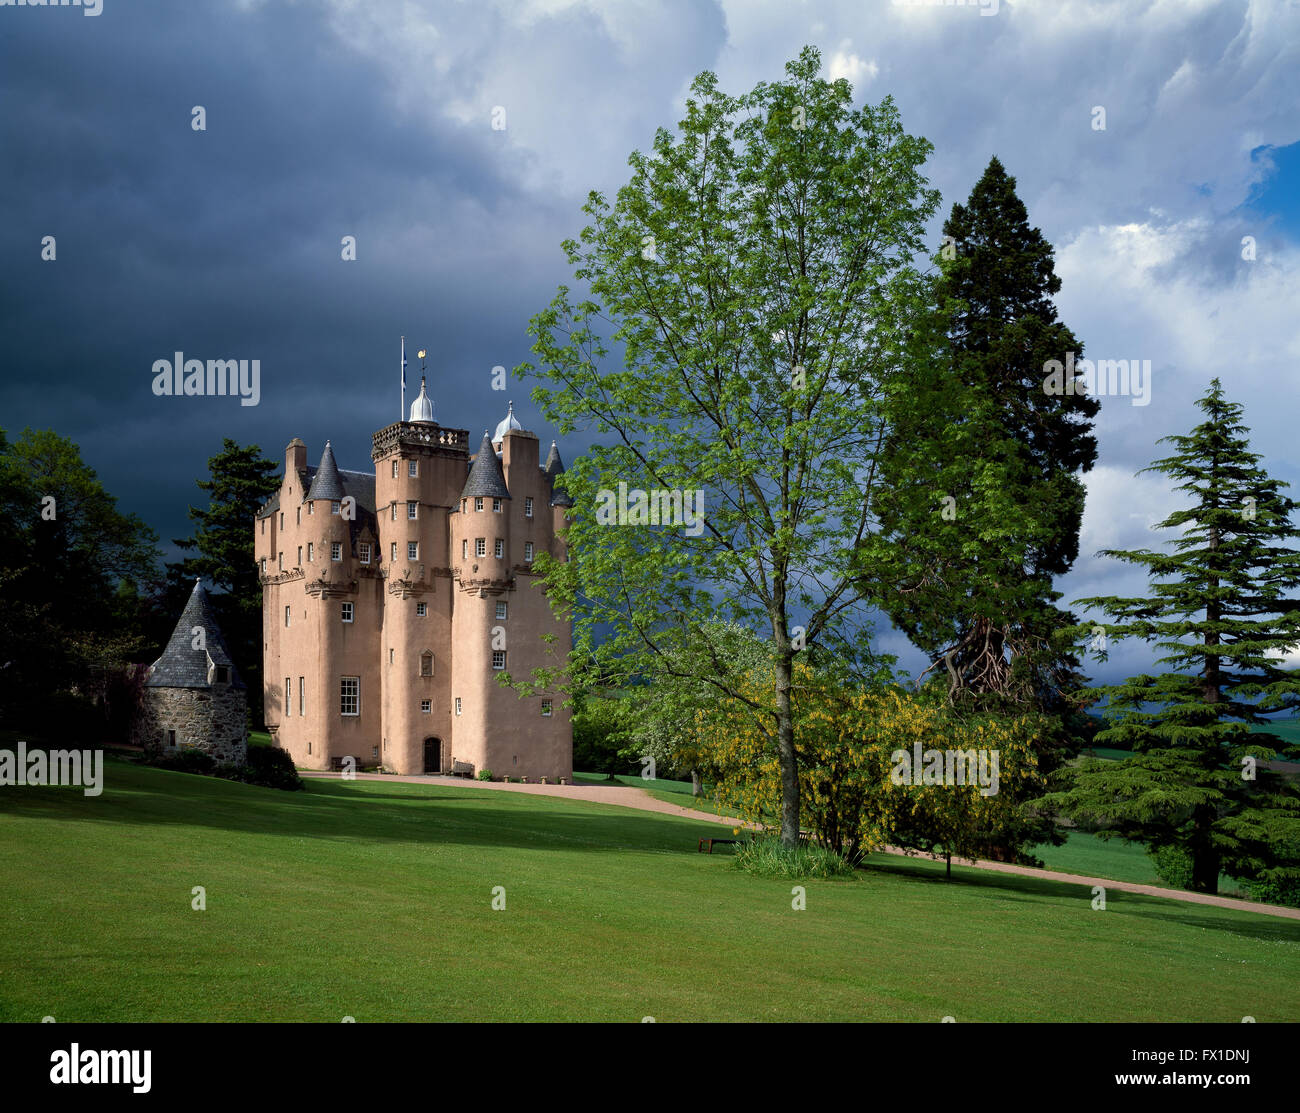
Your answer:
732;835;855;880
1246;873;1300;909
476;769;494;781
152;749;216;775
240;744;304;791
1148;844;1195;890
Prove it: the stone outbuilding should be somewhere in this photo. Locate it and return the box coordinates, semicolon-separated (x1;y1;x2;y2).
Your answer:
131;579;248;764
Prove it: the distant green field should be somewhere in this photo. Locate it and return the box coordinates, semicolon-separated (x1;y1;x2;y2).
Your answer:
1;759;1295;1022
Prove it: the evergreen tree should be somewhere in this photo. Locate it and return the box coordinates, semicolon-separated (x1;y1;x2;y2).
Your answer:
871;156;1099;711
167;439;279;721
1047;381;1300;894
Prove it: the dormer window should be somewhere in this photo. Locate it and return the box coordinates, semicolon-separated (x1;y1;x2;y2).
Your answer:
331;500;340;515
214;665;230;684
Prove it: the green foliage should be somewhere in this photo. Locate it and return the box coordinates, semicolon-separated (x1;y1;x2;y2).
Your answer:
151;749;217;775
1148;844;1196;890
571;691;637;777
476;769;494;782
869;156;1096;718
732;835;855;880
1047;381;1300;893
517;46;939;845
167;439;280;721
238;745;304;791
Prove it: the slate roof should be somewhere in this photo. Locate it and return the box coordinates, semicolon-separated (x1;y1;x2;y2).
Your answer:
544;440;573;507
145;580;244;689
305;441;345;502
461;432;511;500
256;461;377;520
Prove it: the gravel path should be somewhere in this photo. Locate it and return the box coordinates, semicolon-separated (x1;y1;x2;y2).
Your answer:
303;770;1300;921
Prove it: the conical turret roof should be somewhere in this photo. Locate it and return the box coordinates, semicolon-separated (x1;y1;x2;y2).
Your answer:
145;580;243;689
461;431;511;501
305;441;345;502
545;440;573;507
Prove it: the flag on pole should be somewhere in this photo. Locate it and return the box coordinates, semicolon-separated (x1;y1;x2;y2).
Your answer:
401;336;407;420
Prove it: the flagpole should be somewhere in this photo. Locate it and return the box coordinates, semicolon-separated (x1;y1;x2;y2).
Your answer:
400;335;406;423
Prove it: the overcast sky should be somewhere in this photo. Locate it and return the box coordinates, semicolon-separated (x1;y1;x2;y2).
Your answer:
2;0;1297;685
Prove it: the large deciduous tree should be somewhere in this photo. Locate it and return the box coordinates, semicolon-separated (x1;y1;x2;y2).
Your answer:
1046;381;1300;894
518;47;938;846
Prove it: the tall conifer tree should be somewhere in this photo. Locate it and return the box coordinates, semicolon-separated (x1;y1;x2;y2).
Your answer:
1049;381;1300;895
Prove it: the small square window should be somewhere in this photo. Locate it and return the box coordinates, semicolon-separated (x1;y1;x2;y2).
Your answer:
408;542;419;560
475;538;486;558
525;497;533;518
408;501;418;520
494;539;504;559
416;602;427;617
341;601;354;623
421;699;431;714
331;500;340;515
541;699;552;717
455;697;462;716
409;460;418;477
496;602;507;620
332;542;342;561
492;650;506;670
492;498;502;513
474;497;484;512
524;542;534;562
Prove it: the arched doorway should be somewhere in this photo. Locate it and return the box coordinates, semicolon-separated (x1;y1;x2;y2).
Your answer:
423;737;442;774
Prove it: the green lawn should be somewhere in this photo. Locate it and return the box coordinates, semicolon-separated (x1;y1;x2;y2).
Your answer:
1;759;1296;1022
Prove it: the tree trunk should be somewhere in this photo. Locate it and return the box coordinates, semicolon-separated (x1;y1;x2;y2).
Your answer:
774;645;800;848
1190;804;1219;893
945;850;952;880
691;769;701;797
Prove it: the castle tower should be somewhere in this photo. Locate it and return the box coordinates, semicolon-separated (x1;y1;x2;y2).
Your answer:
132;579;248;764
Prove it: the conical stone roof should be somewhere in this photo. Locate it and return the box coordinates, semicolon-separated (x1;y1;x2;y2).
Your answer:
305;441;345;502
461;431;511;501
145;580;243;689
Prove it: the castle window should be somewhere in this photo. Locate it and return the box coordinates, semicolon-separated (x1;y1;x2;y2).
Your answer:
416;602;427;617
332;500;340;515
390;542;397;562
341;602;354;623
260;557;266;574
494;539;504;559
496;602;507;620
306;542;313;562
541;699;552;717
308;502;314;515
296;507;300;525
475;538;486;558
462;540;468;560
215;665;229;684
421;699;431;714
408;542;419;560
525;497;533;518
285;677;292;714
359;542;371;563
298;545;303;566
278;551;284;570
284;606;291;627
261;518;265;534
392;460;400;478
409;460;418;477
389;648;395;665
461;499;467;513
299;677;304;715
391;504;397;521
340;677;359;716
308;741;312;755
492;651;506;671
167;730;177;748
420;652;433;677
524;542;534;562
408;500;418;520
455;697;462;716
280;512;284;529
492;498;502;513
474;497;484;512
331;542;342;561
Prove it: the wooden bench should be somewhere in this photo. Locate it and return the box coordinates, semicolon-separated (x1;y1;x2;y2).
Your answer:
446;760;475;779
698;837;739;854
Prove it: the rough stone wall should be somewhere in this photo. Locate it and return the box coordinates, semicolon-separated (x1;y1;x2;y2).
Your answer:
133;686;248;765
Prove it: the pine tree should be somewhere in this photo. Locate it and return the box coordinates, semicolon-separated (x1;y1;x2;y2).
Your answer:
168;439;279;721
871;156;1099;710
1048;380;1300;895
